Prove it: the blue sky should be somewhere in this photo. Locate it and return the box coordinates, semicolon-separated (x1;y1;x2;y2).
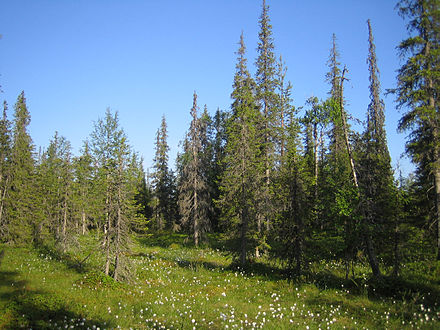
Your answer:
0;0;412;175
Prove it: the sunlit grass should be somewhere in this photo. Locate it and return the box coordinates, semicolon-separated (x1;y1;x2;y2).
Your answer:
0;232;439;329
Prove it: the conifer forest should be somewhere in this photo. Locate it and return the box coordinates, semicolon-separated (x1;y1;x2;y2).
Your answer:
1;0;440;328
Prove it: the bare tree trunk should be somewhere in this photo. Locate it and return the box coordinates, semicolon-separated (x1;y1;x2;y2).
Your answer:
104;192;111;276
340;67;381;278
340;68;359;189
113;190;121;281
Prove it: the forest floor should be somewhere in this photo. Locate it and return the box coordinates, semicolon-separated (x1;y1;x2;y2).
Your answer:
0;232;439;329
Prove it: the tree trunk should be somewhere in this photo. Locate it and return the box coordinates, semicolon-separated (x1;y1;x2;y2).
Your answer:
240;208;247;267
104;198;111;276
81;209;86;235
434;157;440;260
62;199;67;253
113;194;121;281
313;123;319;192
193;140;199;247
364;230;381;278
393;218;400;276
104;228;111;276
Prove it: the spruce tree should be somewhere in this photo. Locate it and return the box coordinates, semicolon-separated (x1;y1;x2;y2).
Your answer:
6;92;36;243
219;33;263;266
391;0;440;259
275;92;308;274
358;20;396;275
0;101;11;237
255;0;278;236
210;108;228;231
152;115;175;230
178;92;211;246
326;34;345;159
90;109;135;279
40;132;74;251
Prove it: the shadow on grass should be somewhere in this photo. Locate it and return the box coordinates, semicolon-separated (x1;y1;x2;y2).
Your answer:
0;249;113;329
137;231;235;252
137;232;288;281
33;242;93;274
137;232;191;249
307;268;440;309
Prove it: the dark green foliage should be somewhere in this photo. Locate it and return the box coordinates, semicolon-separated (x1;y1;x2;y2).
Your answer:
322;38;359;276
152;115;176;230
131;155;153;232
357;20;397;272
274;108;308;275
0;101;11;239
255;0;279;237
219;33;264;266
39;132;74;251
391;0;440;259
72;141;97;235
4;92;37;244
209;108;228;232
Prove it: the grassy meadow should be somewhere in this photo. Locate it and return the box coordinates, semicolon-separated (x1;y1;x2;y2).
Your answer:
0;232;439;329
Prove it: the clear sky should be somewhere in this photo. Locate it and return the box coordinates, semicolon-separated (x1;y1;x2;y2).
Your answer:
0;0;412;175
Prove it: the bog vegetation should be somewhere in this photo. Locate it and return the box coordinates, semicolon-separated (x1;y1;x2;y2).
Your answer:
1;0;440;328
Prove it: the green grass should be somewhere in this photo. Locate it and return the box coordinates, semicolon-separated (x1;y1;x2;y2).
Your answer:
0;233;439;329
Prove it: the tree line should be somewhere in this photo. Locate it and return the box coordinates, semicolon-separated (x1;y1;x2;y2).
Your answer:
0;0;438;281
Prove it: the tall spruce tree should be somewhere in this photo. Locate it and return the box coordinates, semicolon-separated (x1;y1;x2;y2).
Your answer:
255;0;278;236
152;115;175;230
358;20;396;277
210;108;228;231
326;34;346;159
219;33;263;266
0;101;11;237
6;92;36;243
178;92;211;246
391;0;440;259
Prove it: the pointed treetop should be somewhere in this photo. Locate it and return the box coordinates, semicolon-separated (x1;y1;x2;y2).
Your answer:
326;34;342;99
366;19;386;144
191;91;198;120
